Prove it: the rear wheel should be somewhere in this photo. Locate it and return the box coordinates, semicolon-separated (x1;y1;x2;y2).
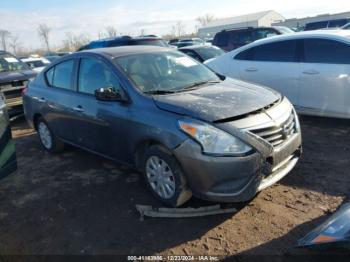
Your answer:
37;117;64;153
142;145;192;207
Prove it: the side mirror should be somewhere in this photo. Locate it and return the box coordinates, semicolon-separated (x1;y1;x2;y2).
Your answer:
95;87;125;102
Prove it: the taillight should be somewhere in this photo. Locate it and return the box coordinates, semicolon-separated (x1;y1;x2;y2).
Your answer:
22;87;28;94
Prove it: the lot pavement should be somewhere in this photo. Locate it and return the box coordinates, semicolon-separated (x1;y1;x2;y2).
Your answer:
0;116;349;258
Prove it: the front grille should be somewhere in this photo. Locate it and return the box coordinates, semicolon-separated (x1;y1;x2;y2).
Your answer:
249;111;296;147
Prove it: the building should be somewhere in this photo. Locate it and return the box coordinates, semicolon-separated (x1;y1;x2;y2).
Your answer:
198;10;285;39
273;11;350;29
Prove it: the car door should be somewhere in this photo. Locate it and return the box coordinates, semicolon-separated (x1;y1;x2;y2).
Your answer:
236;39;300;105
70;55;131;162
0;94;16;179
37;59;77;142
298;38;350;116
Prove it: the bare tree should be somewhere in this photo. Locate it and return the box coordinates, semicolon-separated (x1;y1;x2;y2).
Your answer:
171;21;186;38
196;14;216;27
0;30;11;51
9;35;20;55
62;32;90;51
37;24;51;51
105;26;117;38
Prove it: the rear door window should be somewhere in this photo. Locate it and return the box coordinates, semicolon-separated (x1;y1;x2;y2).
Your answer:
235;40;297;62
215;33;229;46
233;31;253;45
303;38;350;64
252;29;278;41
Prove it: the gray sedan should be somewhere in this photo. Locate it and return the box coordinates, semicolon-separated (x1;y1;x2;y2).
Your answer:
23;46;301;206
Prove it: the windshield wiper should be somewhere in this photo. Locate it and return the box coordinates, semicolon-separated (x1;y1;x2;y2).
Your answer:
181;80;220;91
144;90;176;95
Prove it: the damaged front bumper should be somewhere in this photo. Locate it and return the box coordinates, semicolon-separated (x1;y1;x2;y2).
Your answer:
174;130;302;203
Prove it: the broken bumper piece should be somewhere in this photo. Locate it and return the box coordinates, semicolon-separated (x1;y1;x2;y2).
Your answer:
136;204;237;220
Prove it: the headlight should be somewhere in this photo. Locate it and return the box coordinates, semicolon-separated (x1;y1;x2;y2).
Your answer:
298;202;350;247
178;119;252;156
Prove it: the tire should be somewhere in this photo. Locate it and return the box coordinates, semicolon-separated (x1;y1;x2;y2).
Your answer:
142;145;192;207
36;117;64;153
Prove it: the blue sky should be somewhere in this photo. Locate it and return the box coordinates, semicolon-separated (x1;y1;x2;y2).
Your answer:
1;0;350;50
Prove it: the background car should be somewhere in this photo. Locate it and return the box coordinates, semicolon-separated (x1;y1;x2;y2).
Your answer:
23;46;301;207
21;57;51;72
77;35;168;51
342;22;350;29
0;51;37;117
179;45;225;62
304;18;350;31
206;30;350;119
175;38;205;48
0;93;17;179
212;26;294;52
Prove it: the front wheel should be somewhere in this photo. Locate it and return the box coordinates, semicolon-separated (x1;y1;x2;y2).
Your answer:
37;117;64;153
142;145;192;207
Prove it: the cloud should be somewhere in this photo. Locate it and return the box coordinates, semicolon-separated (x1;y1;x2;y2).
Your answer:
1;0;350;50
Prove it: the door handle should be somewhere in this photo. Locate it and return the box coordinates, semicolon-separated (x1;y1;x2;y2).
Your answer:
38;97;46;102
73;106;84;113
302;69;319;75
245;68;258;72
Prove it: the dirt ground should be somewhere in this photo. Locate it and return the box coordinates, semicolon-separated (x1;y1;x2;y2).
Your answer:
0;116;349;259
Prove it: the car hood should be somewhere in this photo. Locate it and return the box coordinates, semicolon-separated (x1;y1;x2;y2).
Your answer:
153;78;281;122
0;70;37;84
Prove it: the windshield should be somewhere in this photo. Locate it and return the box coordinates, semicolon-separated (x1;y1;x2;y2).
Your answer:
0;53;29;72
274;26;295;34
114;51;219;94
196;47;225;61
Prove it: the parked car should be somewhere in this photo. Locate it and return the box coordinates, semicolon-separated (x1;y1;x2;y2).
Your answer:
179;45;225;63
304;18;350;31
21;57;51;72
175;38;205;48
206;30;350;119
23;46;301;207
342;22;350;29
213;26;293;52
78;36;168;51
0;51;36;117
0;93;17;179
168;39;179;46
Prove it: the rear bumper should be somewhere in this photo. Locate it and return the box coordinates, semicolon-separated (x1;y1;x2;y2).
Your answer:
174;132;301;203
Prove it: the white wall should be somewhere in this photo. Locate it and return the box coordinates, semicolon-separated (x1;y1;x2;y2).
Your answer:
198;21;258;38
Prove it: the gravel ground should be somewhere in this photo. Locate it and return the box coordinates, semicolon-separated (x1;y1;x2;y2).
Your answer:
0;116;349;259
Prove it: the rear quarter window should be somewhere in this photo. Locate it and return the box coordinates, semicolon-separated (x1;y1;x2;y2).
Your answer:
45;60;75;90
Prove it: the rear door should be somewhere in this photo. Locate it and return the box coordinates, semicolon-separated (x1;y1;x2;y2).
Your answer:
298;38;350;116
0;94;16;179
40;59;78;142
237;39;300;105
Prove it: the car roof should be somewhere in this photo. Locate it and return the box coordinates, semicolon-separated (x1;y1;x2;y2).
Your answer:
79;45;173;58
230;29;350;52
179;45;218;50
22;57;46;62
